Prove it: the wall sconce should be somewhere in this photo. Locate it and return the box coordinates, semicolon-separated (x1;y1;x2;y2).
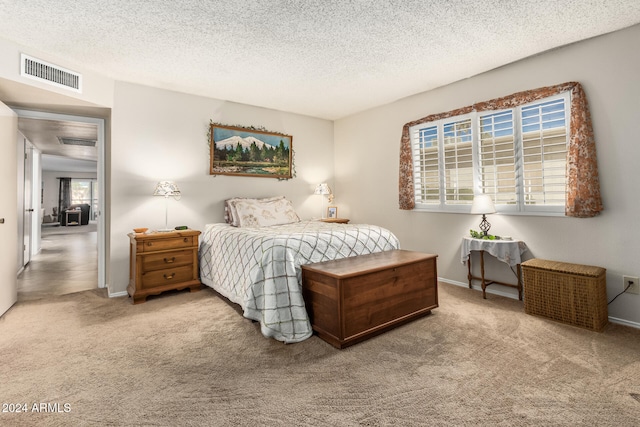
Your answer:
470;194;496;236
153;180;181;232
314;183;333;219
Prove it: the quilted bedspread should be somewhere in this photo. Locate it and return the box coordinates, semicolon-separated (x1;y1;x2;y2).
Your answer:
199;221;400;343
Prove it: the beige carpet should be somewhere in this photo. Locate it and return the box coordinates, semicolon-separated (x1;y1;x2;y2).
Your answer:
1;283;639;426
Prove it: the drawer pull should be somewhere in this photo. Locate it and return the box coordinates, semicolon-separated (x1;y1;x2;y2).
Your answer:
164;257;176;264
163;273;175;280
147;242;153;247
183;238;188;243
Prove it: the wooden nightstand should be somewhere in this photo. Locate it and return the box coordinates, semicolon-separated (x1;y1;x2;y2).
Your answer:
127;229;201;304
320;218;350;224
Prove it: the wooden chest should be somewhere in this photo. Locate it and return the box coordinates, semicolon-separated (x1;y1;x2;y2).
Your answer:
301;250;438;348
128;230;201;304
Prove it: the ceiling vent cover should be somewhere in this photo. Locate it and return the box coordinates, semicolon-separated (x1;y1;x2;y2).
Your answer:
58;137;96;147
20;54;82;93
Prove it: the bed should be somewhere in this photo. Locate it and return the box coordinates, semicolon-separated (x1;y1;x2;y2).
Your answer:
199;213;400;343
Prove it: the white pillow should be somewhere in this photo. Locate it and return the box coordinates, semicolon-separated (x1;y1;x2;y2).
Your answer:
225;196;285;227
233;197;301;228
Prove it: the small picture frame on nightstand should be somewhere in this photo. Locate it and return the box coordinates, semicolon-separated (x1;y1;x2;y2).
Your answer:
327;206;338;219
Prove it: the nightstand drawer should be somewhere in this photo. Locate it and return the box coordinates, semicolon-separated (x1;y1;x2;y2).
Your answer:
140;236;194;252
141;265;194;289
142;249;193;271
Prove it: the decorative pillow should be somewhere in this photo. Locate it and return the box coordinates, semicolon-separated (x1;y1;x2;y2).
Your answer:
224;198;242;225
225;196;287;227
233;197;301;228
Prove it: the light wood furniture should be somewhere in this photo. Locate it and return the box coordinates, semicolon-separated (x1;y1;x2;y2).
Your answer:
301;250;438;348
128;229;201;304
320;218;349;224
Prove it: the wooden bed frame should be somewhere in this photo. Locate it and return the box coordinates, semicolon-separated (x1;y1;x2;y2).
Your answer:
301;250;438;348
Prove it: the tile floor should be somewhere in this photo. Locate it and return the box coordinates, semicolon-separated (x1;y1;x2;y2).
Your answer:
17;224;98;301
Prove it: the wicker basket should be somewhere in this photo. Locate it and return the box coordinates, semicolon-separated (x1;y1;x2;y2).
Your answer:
521;258;608;332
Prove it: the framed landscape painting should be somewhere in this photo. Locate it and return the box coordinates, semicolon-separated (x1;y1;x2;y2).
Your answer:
209;124;293;179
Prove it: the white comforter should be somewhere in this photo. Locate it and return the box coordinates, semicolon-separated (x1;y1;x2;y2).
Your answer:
199;221;400;343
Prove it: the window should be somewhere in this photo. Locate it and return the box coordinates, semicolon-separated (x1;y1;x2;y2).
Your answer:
71;179;99;220
410;92;570;215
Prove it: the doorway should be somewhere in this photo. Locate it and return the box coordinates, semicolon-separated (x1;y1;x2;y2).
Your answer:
14;109;106;298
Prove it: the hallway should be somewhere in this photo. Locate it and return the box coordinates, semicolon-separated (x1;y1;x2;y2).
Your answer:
17;224;98;301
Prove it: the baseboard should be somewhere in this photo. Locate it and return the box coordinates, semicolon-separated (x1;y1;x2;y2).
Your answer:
608;316;640;330
107;289;128;298
439;277;640;330
438;277;518;299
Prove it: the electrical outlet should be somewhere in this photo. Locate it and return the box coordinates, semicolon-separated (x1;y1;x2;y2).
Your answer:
622;275;640;295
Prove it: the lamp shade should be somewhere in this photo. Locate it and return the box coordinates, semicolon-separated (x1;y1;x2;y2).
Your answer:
153;181;181;197
470;194;496;214
314;183;331;195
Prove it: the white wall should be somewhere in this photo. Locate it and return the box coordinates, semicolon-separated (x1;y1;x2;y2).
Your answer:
3;26;638;326
0;38;114;108
335;24;640;326
109;82;334;294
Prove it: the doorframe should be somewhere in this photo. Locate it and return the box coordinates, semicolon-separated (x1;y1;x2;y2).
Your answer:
13;108;107;288
22;136;34;267
0;101;18;317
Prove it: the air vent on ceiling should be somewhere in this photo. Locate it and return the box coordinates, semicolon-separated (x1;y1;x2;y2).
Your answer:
58;137;96;147
20;54;82;93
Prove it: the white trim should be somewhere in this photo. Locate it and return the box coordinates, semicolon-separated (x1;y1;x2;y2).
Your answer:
439;278;467;287
11;108;106;289
108;289;128;298
441;278;640;329
608;316;640;330
412;207;566;217
410;92;570;216
440;277;518;299
96;119;106;288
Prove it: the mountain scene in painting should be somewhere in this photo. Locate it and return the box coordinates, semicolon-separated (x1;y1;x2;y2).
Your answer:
211;127;291;178
215;136;267;151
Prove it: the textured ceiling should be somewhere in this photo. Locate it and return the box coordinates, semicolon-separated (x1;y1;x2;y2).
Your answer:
1;1;640;120
19;118;98;163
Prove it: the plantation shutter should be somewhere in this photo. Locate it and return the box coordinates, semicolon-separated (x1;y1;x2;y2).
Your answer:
520;96;568;207
443;118;473;204
412;125;440;204
401;82;601;217
478;110;517;205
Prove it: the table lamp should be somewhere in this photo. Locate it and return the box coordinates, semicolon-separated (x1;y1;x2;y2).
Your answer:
314;183;333;218
470;194;496;236
153;180;181;232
